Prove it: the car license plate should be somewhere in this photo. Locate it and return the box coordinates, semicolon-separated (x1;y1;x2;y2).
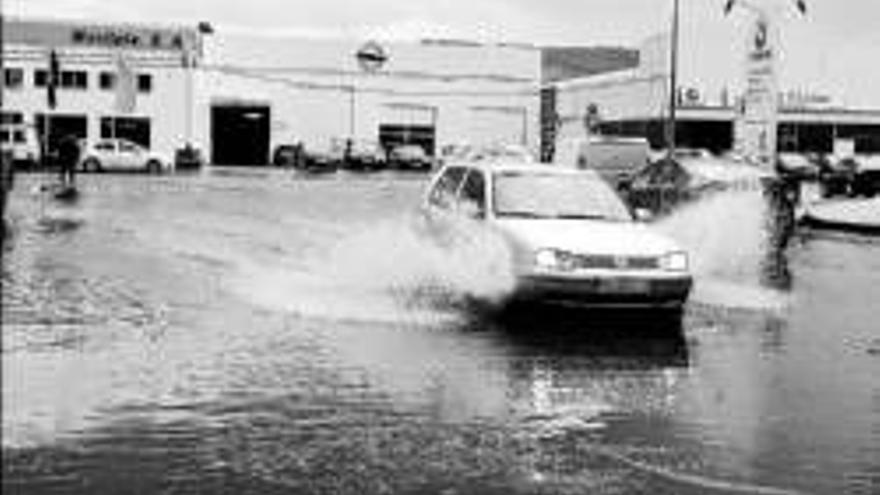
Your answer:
599;278;649;294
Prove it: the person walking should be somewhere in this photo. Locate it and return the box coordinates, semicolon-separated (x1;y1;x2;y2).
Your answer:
57;134;80;188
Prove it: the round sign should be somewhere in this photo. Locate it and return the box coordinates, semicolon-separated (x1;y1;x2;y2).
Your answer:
356;41;388;72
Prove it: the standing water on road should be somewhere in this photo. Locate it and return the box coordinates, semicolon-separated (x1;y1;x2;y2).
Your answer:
3;171;877;495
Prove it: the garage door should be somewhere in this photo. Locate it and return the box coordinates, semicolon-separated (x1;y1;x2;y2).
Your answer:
211;104;271;166
379;104;436;156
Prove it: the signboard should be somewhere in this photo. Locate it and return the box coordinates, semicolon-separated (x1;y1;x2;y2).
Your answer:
5;18;196;54
739;12;779;169
355;41;388;72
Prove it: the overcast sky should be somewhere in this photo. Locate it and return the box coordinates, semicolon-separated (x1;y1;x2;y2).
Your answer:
7;0;880;105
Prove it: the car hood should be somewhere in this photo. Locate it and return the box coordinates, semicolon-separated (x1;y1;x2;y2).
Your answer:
494;218;683;256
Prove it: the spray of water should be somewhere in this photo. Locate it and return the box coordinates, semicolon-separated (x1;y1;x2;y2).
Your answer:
655;184;792;311
236;213;516;324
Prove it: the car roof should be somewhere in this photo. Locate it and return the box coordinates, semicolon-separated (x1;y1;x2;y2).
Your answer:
443;160;601;178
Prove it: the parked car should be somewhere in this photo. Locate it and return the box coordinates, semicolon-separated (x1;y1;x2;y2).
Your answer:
174;144;206;170
619;152;769;216
299;141;341;174
272;143;304;167
79;138;169;173
851;155;880;197
420;161;693;309
556;136;651;184
0;124;40;169
343;140;386;171
389;144;433;171
815;154;859;198
777;152;819;181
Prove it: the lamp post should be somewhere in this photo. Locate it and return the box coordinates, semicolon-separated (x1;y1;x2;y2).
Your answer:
665;0;680;162
184;21;213;168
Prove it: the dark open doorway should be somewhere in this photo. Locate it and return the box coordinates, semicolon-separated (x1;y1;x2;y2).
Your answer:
378;124;436;157
211;104;270;166
35;113;88;153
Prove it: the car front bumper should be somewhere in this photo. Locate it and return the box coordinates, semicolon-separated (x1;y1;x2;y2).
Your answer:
511;273;693;308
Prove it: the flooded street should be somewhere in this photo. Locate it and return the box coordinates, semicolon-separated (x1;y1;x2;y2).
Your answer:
2;170;878;495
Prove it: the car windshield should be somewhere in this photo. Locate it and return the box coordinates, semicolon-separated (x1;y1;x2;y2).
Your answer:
493;171;632;221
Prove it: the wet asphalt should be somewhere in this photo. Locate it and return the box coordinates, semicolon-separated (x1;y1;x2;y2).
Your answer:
2;169;878;495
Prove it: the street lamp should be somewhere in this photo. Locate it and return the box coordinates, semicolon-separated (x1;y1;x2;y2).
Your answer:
184;22;213;149
666;0;680;162
182;21;212;170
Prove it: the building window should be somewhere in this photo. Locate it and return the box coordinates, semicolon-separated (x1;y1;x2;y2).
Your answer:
99;72;116;90
34;69;48;87
100;116;152;148
137;74;152;93
1;111;24;125
60;70;88;89
3;68;24;89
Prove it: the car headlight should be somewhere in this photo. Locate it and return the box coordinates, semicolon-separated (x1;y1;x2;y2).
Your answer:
535;248;559;269
661;251;689;272
534;248;575;271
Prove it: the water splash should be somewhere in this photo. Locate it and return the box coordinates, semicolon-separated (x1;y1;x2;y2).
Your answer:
655;185;792;312
237;214;516;324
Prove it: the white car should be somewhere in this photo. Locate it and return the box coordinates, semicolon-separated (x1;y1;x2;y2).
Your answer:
79;138;168;173
421;161;693;309
0;124;40;167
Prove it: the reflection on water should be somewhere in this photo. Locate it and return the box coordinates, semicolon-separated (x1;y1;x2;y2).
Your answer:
3;173;877;495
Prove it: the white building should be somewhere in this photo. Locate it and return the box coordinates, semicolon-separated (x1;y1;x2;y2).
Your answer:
1;17;200;163
2;17;542;167
545;32;880;158
194;33;541;165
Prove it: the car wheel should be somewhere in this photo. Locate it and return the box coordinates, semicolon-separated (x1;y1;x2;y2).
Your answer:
146;160;162;174
82;158;101;173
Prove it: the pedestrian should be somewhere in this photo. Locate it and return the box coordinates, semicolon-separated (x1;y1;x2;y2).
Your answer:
57;134;80;188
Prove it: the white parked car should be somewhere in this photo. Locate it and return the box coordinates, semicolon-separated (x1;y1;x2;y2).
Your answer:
421;161;693;309
0;124;40;167
79;138;169;173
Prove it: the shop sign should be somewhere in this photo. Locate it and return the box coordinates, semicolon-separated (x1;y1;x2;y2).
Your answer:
739;12;779;169
5;19;194;53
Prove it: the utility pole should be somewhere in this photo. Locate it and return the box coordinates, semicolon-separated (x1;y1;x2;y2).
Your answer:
665;0;680;162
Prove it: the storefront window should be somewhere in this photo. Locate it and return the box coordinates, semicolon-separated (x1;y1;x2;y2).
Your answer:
100;116;151;148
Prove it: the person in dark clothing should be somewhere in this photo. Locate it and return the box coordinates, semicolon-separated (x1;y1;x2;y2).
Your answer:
57;134;80;188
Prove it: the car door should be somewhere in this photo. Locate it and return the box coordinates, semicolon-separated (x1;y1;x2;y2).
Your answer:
92;140;117;168
117;140;143;170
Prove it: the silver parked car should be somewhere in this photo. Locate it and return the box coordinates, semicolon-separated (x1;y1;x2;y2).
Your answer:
421;161;693;309
79;138;168;173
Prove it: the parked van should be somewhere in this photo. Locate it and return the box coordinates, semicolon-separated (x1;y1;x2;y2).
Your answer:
554;135;651;183
0;124;40;168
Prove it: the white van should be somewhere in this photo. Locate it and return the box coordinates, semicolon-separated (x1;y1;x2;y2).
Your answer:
0;125;40;167
554;136;651;182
